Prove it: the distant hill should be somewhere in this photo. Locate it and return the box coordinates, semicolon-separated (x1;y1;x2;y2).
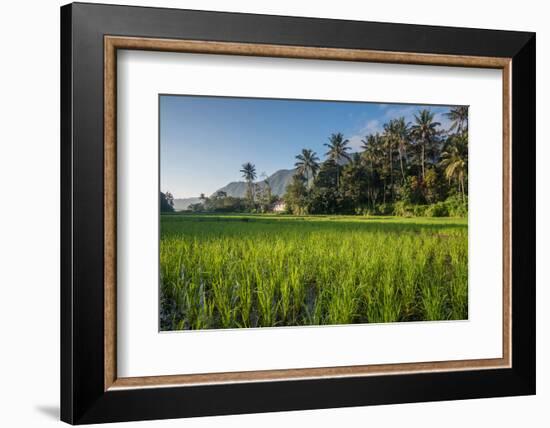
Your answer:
173;156;356;208
173;197;201;211
213;168;296;198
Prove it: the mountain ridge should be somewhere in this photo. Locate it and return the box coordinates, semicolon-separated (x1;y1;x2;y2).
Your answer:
213;168;297;198
172;156;355;208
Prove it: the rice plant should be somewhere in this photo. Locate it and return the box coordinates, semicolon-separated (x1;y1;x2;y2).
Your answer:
159;214;468;330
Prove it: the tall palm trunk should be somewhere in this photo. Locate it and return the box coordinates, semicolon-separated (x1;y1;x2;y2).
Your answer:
247;180;254;206
398;139;407;185
421;143;426;180
399;155;406;185
389;149;393;200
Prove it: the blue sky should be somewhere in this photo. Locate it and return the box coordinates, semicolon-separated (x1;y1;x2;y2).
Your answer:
160;95;455;198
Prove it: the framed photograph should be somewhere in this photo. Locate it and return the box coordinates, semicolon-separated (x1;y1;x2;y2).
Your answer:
60;2;535;424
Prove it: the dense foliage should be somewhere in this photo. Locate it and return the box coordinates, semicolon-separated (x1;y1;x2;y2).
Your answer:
160;191;175;212
186;187;281;214
162;107;468;217
284;107;468;216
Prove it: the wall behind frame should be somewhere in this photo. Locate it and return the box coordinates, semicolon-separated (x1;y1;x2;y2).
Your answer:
0;0;546;427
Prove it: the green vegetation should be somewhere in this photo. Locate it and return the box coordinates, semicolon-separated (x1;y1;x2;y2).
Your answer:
159;106;469;330
164;107;468;217
160;214;468;330
284;107;468;216
160;191;175;212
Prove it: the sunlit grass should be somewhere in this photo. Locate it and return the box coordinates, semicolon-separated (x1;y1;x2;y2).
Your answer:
160;214;468;330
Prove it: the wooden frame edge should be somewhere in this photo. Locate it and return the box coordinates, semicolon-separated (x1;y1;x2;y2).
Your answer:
110;357;508;390
104;37;117;390
105;36;511;68
103;35;512;391
502;61;513;369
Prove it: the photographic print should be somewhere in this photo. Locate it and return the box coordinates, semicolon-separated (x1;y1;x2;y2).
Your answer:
159;95;468;331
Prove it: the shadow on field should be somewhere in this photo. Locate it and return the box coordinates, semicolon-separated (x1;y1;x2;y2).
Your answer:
161;213;467;234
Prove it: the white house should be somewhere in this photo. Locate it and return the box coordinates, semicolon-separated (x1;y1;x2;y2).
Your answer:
272;201;286;213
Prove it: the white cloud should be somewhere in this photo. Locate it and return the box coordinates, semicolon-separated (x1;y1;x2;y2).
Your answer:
348;119;383;151
348;135;365;151
383;105;418;121
384;105;456;133
363;119;383;134
346;105;459;152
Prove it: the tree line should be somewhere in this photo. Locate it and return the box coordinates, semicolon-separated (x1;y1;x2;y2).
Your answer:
284;107;468;216
162;107;468;217
186;165;281;213
161;164;281;213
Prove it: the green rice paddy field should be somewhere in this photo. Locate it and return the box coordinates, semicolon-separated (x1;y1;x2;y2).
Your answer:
160;214;468;330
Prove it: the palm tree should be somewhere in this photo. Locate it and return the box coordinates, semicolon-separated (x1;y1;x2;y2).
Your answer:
410;109;441;180
361;133;383;171
440;135;467;203
263;178;272;206
240;162;257;205
393;117;410;185
294;149;320;188
361;133;386;205
382;121;396;199
324;132;351;190
258;173;272;212
445;106;468;134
